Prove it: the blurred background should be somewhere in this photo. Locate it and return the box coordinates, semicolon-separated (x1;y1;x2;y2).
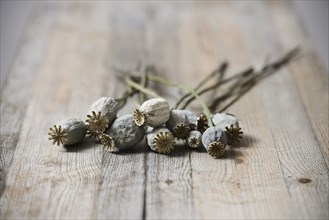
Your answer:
1;0;328;88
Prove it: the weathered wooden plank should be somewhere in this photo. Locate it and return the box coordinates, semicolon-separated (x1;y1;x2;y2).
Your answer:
1;2;145;219
269;0;329;168
190;3;294;219
0;2;57;198
235;1;328;218
143;3;194;219
0;1;328;219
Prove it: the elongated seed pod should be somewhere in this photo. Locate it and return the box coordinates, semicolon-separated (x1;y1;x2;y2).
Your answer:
89;97;119;125
186;130;202;148
166;110;190;139
202;126;227;158
48;118;86;146
146;127;175;154
133;98;170;127
107;114;145;152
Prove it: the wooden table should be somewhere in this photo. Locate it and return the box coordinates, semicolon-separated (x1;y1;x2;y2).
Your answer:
1;1;328;219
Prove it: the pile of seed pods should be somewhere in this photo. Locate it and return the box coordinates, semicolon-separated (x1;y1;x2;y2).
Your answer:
48;97;243;158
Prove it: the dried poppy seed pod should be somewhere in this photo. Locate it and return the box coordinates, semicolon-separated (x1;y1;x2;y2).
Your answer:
212;113;243;146
146;127;175;154
212;113;239;128
181;109;197;130
106;114;145;152
89;97;119;125
174;137;186;147
186;130;202;149
133;98;170;127
202;126;227;158
48;118;86;146
166;110;190;139
196;114;209;133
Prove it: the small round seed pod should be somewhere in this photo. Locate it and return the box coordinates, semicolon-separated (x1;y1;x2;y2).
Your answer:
186;130;202;149
146;128;175;154
181;110;198;130
99;133;115;152
174;137;186;147
202;126;227;158
89;97;119;125
85;111;109;140
196;114;209;133
106;114;145;152
48;118;86;146
166;110;190;139
212;113;243;146
133;98;170;127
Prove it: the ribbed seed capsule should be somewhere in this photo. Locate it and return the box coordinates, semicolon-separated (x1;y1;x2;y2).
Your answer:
99;133;115;152
85;111;109;139
186;130;202;149
133;98;170;127
202;126;227;158
212;113;243;146
166;110;190;139
107;114;145;152
89;97;119;126
48;118;86;146
196;114;209;133
147;128;175;154
181;109;198;130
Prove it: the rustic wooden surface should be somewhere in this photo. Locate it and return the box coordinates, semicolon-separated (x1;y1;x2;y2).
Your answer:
1;1;328;219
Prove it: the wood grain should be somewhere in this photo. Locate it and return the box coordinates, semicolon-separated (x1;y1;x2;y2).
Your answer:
1;1;328;219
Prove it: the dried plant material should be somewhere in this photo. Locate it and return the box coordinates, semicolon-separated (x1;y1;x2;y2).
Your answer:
208;141;226;158
212;113;243;146
86;111;109;136
147;128;175;154
133;109;145;126
196;114;209;133
225;124;243;146
89;97;119;125
48;125;67;146
202;126;227;158
166;110;190;139
86;129;102;141
48;118;86;146
187;130;202;148
107;114;145;151
136;98;170;127
173;124;190;139
181;109;197;130
100;133;115;152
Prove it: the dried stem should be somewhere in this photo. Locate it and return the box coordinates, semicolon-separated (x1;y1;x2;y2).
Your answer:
124;76;161;98
175;62;228;109
178;67;253;109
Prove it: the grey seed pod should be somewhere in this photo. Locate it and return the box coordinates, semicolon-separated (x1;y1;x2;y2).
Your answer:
146;127;175;154
181;109;198;130
196;114;209;133
107;114;145;151
174;137;186;147
212;113;243;146
186;130;202;149
202;126;227;158
134;98;170;127
166;110;190;139
212;113;239;129
48;118;87;146
89;97;119;125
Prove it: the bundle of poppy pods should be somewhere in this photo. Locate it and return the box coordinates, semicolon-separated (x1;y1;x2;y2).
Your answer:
48;96;243;158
